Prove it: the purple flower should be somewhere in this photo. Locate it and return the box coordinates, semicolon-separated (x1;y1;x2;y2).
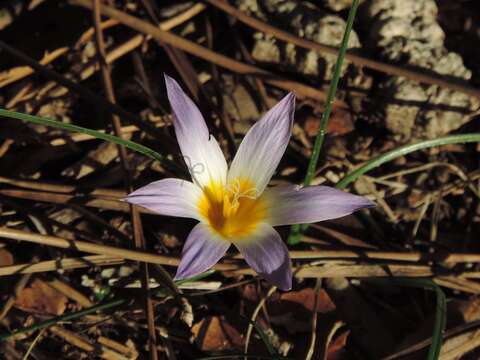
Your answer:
124;75;375;290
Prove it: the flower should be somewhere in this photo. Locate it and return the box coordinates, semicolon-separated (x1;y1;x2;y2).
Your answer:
124;75;374;290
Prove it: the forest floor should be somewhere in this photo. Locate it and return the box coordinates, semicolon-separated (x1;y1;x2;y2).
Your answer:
0;0;479;359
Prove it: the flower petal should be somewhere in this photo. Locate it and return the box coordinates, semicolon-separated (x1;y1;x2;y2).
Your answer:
234;223;292;290
164;74;227;187
262;185;375;226
124;178;203;220
228;92;295;195
174;223;230;280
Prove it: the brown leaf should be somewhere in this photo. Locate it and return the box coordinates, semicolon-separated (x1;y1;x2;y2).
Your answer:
240;283;262;303
279;288;336;313
191;316;244;352
15;279;68;315
452;297;480;323
304;116;320;137
0;248;13;266
326;329;350;360
304;109;354;137
268;288;336;334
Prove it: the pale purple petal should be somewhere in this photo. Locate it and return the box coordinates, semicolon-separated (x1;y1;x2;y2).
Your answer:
164;74;227;187
175;223;230;280
228;93;295;195
234;223;292;290
262;185;375;226
124;178;202;220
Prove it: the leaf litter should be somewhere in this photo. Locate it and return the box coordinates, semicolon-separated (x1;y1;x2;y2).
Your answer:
0;0;479;359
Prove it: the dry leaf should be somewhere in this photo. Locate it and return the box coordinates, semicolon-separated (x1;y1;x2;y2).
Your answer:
269;288;336;334
240;283;262;303
15;279;68;315
0;248;14;266
436;297;480;359
269;312;310;333
191;316;244;351
326;329;350;360
327;108;354;135
452;297;480;323
304;109;354;137
279;288;336;313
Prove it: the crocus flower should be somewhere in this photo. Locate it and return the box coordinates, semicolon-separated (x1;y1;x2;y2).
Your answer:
124;75;374;290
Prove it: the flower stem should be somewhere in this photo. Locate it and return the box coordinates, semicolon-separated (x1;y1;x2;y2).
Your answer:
303;2;359;187
288;0;359;245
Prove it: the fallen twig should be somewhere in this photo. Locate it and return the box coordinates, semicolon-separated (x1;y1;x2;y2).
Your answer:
69;0;345;106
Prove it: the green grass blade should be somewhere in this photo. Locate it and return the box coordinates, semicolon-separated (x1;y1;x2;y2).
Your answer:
303;0;359;187
0;108;168;165
336;133;480;189
290;132;480;242
430;284;447;359
173;269;216;286
0;298;124;341
249;320;278;358
288;0;360;245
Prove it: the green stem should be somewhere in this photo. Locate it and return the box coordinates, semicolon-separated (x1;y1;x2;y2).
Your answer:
336;133;480;189
0;108;173;167
292;133;480;238
288;0;359;245
303;1;359;186
173;269;216;286
0;298;124;341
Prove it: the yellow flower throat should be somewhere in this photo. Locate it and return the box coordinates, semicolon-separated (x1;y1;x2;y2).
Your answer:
198;178;267;239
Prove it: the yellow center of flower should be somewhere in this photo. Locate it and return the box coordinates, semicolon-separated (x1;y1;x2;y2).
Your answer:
198;178;268;240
